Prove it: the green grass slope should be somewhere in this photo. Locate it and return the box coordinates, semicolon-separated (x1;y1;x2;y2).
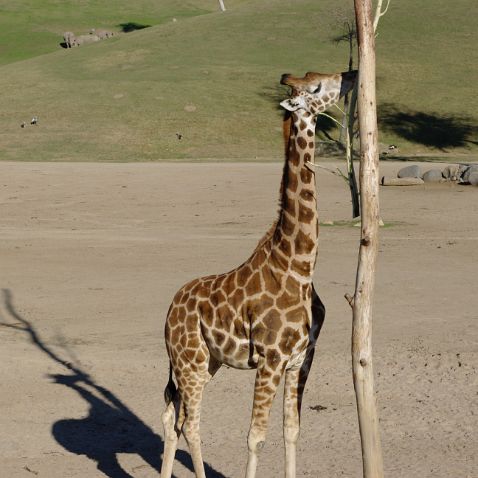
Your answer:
0;0;219;65
0;0;476;161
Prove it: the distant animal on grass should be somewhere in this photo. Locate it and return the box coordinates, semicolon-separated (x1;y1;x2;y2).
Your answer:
74;34;100;46
63;31;75;48
30;117;38;125
90;28;115;39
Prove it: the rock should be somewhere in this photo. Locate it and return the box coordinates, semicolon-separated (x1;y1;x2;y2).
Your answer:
468;172;478;186
397;165;421;178
442;165;459;181
422;169;443;183
381;176;424;186
461;164;478;183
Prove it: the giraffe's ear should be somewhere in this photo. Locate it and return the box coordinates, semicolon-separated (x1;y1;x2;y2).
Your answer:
280;96;306;112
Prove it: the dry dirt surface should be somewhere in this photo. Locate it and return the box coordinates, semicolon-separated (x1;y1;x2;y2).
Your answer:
1;161;477;478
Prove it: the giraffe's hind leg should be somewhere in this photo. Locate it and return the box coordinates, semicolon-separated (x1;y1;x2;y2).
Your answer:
161;360;186;478
160;391;183;478
282;287;324;478
283;348;315;478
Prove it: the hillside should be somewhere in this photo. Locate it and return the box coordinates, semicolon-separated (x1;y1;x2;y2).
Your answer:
0;0;476;161
0;0;223;65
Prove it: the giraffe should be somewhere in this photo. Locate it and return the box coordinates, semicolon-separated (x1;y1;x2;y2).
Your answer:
160;69;357;478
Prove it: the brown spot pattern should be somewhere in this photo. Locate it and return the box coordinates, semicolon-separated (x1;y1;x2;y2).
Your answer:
300;168;313;184
237;265;251;287
285;305;307;322
211;329;225;346
285;276;300;295
280;214;295;236
245;271;261;295
263;309;282;331
291;259;311;277
278;238;292;257
289;147;300;166
262;266;282;294
270;249;289;270
276;290;301;309
266;349;282;369
294;229;315;254
297;136;307;149
300;189;315;201
247;294;274;316
222;273;236;295
224;337;237;355
279;327;301;355
250;249;267;269
298;205;315;224
284;195;296;217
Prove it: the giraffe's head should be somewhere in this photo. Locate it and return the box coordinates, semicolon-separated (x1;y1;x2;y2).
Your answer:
279;70;357;115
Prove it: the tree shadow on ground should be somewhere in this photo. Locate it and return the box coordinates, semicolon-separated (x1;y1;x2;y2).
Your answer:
0;289;226;478
379;103;478;151
118;22;151;33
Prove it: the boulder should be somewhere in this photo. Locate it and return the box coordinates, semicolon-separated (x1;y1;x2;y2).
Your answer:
422;169;443;183
468;172;478;186
381;176;424;186
462;164;478;183
397;165;421;178
442;165;460;181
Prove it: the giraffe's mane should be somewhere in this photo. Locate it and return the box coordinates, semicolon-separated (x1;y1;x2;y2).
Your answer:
252;111;292;253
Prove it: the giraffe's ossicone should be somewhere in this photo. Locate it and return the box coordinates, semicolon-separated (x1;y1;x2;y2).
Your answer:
160;69;357;478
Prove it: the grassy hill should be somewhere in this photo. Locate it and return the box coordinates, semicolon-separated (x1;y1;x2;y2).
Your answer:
0;0;476;162
0;0;221;65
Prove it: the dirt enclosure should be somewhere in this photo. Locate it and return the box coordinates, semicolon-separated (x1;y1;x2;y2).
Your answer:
1;161;477;478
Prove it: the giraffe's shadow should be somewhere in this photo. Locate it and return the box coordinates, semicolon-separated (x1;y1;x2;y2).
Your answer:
1;289;227;478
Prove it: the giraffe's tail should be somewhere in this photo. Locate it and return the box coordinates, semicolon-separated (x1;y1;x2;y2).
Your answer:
164;361;177;405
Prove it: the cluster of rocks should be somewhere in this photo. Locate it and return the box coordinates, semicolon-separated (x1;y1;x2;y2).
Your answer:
382;164;478;187
63;29;116;48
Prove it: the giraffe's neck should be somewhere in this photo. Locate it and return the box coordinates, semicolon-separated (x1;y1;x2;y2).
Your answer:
271;111;319;282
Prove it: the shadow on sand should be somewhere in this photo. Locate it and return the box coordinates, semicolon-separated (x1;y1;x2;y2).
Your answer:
0;289;227;478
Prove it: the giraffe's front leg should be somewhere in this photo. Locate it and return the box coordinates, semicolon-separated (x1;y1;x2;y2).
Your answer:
283;348;315;478
245;356;285;478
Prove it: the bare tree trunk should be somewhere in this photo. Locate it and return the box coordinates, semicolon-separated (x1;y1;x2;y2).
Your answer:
351;0;384;477
346;84;360;218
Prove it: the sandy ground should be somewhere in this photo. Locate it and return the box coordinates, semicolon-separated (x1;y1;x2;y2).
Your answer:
0;160;477;478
